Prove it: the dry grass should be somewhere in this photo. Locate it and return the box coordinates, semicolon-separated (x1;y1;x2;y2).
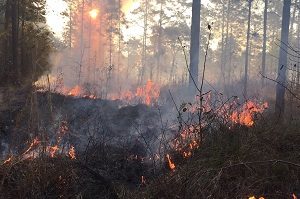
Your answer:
128;115;300;199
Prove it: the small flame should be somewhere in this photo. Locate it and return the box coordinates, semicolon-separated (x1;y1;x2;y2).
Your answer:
293;194;298;199
68;146;76;160
166;154;176;171
48;145;59;158
248;196;265;199
108;80;160;105
68;85;82;96
141;175;146;185
3;156;12;165
22;137;40;155
136;80;160;105
173;125;200;158
230;101;268;127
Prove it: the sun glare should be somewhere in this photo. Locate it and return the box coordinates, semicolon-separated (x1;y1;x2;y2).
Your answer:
89;9;99;19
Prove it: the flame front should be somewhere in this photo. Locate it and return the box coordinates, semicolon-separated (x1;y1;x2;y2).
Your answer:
230;101;268;127
68;85;82;96
108;80;160;105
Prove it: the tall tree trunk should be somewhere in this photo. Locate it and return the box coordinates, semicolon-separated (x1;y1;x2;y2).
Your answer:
297;9;300;88
139;0;148;84
224;0;231;87
219;1;226;89
261;0;268;87
189;0;201;93
156;0;163;83
117;0;121;88
244;0;252;98
78;0;85;86
275;0;291;116
69;5;72;48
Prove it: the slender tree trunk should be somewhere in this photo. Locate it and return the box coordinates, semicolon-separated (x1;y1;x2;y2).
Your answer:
189;0;201;93
244;0;252;98
139;0;148;84
69;5;72;48
261;0;268;87
275;0;291;116
118;0;121;88
79;0;85;86
219;1;226;89
297;9;300;87
224;0;231;86
80;0;84;51
156;0;163;83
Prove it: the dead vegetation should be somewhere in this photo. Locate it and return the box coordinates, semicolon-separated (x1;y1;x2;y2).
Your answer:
0;90;299;199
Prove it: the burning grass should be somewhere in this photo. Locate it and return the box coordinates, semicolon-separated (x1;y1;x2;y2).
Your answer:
127;116;300;199
0;89;299;198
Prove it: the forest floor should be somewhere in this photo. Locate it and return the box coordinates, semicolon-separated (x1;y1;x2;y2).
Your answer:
0;90;299;199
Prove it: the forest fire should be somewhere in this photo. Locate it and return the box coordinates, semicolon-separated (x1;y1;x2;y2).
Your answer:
108;80;160;105
135;80;160;105
63;80;160;105
1;0;299;197
229;101;268;127
68;85;82;97
172;125;201;158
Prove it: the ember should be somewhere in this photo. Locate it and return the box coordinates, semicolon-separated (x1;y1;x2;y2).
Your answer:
22;137;40;156
2;156;12;165
166;154;176;171
68;146;76;160
141;175;146;185
48;145;59;158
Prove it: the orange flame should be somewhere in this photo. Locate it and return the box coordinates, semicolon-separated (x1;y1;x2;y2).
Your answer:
166;154;176;171
230;101;268;127
68;85;82;96
48;145;59;158
68;146;76;160
108;80;160;105
3;156;12;165
141;175;146;185
173;125;201;158
22;137;40;155
293;194;298;199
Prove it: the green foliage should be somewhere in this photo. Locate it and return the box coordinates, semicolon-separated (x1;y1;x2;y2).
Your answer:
0;0;53;87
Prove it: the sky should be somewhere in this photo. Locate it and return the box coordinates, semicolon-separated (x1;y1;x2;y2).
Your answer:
46;0;213;39
46;0;68;38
